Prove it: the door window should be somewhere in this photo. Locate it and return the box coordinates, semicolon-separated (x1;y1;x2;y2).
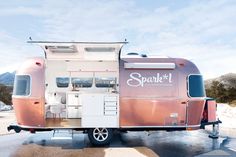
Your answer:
188;75;205;97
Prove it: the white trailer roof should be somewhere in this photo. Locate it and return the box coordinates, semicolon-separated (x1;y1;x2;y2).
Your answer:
28;41;127;61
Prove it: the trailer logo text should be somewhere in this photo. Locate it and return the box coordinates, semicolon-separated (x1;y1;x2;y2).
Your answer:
127;72;173;87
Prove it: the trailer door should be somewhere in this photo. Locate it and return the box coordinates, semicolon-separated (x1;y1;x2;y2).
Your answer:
186;75;206;126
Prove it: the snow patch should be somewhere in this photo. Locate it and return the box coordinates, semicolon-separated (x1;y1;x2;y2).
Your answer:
217;103;236;129
0;101;13;111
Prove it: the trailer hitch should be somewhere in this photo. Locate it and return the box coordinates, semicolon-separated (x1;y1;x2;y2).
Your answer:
7;124;22;133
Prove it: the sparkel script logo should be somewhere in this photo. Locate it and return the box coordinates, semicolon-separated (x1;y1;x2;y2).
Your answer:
127;72;172;87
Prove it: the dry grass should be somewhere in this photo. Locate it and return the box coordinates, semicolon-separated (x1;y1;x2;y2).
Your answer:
11;144;159;157
229;100;236;107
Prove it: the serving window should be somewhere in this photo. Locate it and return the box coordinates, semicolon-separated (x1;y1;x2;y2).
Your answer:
56;77;69;88
95;77;116;88
71;77;93;88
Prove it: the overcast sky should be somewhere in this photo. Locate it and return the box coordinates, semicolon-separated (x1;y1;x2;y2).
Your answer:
0;0;236;79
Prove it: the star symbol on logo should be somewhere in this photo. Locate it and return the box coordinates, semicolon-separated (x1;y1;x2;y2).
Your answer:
163;74;168;80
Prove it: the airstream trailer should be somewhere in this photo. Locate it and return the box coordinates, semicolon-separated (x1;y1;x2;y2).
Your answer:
8;41;220;145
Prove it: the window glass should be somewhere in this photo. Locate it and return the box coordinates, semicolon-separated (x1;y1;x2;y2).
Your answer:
188;75;205;97
56;77;69;88
13;75;31;96
95;77;116;88
71;78;93;88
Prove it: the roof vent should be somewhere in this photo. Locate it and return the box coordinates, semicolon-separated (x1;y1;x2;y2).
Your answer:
127;52;139;55
46;45;77;53
85;47;115;52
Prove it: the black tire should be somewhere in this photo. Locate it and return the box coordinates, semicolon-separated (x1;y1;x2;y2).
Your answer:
88;128;113;146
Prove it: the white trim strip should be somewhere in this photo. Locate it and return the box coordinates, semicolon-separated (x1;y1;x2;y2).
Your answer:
10;124;81;129
124;63;175;69
120;125;200;128
11;123;200;129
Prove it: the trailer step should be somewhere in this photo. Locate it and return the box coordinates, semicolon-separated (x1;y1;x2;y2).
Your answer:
51;129;74;140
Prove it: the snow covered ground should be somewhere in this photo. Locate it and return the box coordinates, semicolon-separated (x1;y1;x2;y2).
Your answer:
0;101;13;111
217;103;236;129
0;110;16;135
212;103;236;138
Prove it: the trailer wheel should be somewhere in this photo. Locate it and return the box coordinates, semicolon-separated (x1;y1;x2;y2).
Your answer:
88;128;113;146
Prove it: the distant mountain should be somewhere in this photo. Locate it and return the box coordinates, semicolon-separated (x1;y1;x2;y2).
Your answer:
0;72;15;86
205;73;236;89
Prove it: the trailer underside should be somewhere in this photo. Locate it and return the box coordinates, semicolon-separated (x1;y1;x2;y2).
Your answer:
8;119;221;133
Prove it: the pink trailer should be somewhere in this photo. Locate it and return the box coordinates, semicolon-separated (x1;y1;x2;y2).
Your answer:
8;41;220;145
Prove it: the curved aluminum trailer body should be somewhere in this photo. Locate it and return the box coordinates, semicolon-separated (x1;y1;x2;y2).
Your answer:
9;41;220;145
